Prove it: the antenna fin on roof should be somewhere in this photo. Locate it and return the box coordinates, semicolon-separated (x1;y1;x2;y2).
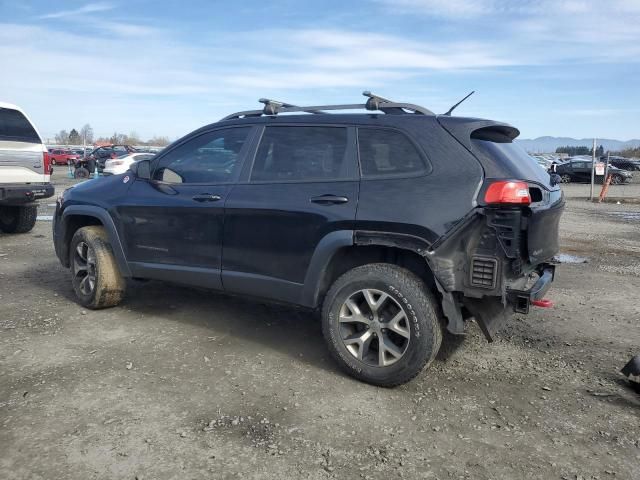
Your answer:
443;91;475;116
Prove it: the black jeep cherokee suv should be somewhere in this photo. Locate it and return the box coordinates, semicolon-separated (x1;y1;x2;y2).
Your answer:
53;93;564;386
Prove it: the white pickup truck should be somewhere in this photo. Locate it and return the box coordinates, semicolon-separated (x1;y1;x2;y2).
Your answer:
0;102;54;233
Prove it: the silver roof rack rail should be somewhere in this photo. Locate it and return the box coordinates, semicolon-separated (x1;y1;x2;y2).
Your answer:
220;91;435;121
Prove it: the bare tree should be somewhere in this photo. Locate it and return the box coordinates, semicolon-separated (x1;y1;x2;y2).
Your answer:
109;132;128;144
127;131;141;145
54;130;69;145
148;135;171;146
80;124;94;145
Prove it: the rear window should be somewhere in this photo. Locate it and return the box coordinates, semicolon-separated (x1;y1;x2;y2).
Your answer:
471;139;552;186
0;107;40;143
358;128;427;178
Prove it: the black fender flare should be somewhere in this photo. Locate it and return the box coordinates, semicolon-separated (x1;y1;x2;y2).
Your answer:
300;230;354;308
354;230;465;335
61;205;131;277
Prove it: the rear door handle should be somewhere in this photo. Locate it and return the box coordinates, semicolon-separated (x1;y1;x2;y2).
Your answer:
192;194;222;202
310;194;349;205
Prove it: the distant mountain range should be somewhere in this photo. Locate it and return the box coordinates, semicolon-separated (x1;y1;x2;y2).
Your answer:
516;136;640;153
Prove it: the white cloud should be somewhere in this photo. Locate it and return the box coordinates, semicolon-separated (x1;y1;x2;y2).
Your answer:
38;2;114;19
376;0;640;63
376;0;537;18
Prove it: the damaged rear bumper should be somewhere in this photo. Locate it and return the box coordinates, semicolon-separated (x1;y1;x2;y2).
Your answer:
506;264;555;314
464;263;556;342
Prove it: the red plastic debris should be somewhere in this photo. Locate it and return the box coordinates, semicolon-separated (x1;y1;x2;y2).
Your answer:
531;299;553;308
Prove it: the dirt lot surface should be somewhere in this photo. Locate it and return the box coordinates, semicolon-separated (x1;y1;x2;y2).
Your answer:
1;175;639;480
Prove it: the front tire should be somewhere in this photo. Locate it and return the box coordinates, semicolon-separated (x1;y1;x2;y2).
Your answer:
0;205;37;233
70;226;125;309
322;263;443;387
560;174;571;183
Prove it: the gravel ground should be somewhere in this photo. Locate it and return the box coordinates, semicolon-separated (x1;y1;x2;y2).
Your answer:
1;175;639;480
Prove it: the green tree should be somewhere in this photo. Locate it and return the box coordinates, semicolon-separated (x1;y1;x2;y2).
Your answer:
555;146;590;156
595;145;604;157
68;128;81;144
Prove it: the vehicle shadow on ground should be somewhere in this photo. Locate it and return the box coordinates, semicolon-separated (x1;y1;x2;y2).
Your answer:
37;263;344;376
129;281;335;366
29;259;461;377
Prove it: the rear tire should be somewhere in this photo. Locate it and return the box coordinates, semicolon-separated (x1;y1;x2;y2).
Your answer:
70;226;125;309
0;206;38;233
611;174;623;185
74;167;90;179
321;263;443;387
560;174;571;183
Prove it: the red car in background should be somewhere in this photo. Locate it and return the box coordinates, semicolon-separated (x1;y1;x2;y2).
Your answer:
48;148;79;165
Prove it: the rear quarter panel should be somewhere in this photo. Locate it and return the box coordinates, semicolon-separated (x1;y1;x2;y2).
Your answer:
355;116;484;242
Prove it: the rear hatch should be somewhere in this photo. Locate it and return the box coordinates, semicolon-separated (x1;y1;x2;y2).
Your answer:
0;105;48;184
438;116;564;265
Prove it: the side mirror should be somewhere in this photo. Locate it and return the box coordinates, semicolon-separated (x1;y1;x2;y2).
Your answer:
132;159;151;180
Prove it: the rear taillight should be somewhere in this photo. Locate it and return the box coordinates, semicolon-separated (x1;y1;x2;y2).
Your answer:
43;151;52;175
484;180;531;205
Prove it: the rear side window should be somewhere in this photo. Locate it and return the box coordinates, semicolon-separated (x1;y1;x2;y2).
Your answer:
358;128;426;178
251;126;350;182
0;108;40;143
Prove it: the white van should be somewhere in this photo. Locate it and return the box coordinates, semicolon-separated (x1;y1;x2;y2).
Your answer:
0;102;54;233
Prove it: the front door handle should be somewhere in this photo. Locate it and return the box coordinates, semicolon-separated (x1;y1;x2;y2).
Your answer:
310;194;349;205
192;194;222;202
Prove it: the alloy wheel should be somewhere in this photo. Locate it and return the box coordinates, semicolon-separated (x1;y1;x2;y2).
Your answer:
339;289;410;367
73;241;97;295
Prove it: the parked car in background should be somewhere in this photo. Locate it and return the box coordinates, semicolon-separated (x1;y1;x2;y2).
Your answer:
554;158;632;184
103;152;155;175
71;148;86;158
531;155;552;171
86;145;138;173
53;93;565;386
0;102;54;233
49;148;79;165
603;156;640;172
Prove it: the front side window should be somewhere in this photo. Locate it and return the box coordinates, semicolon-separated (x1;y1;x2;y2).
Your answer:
251;126;350;182
358;128;426;178
154;127;251;184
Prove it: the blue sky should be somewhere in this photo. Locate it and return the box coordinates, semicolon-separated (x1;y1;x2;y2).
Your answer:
1;0;639;141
